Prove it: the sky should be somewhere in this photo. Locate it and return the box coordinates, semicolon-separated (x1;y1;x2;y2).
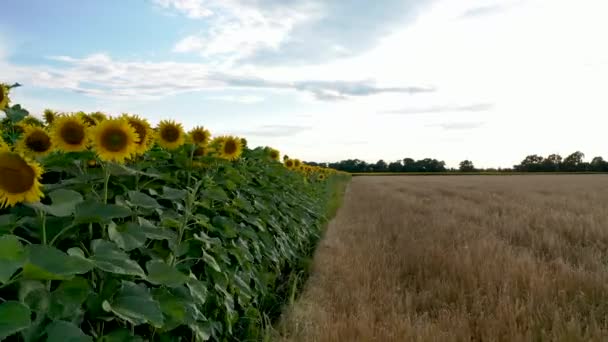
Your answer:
1;0;607;168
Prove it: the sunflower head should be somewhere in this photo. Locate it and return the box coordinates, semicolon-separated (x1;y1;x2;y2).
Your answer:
0;151;44;208
157;120;185;150
212;136;243;161
76;112;98;127
188;126;211;146
91;118;139;163
318;173;326;181
50;114;89;152
123;114;154;155
20;116;45;127
43;109;56;125
89;112;107;123
0;84;9;111
193;145;210;157
284;159;294;168
294;159;302;168
268;148;280;161
16;126;53;157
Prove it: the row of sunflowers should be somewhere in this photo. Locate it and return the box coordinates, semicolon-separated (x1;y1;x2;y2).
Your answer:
0;82;348;341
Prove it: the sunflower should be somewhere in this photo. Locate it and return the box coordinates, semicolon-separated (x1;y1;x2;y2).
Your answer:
0;84;9;111
90;118;139;163
294;159;302;168
43;109;56;125
268;148;280;161
193;145;210;157
0;137;9;152
21;116;45;127
318;173;326;181
77;112;98;127
284;159;295;168
50;114;89;152
89;112;107;122
188;126;211;146
0;151;44;208
123;114;154;155
16;126;53;157
213;136;242;161
157;120;185;150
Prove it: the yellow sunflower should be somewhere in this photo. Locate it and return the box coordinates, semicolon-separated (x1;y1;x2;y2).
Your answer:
0;151;44;208
193;145;210;157
0;137;9;152
213;136;242;161
188;126;211;146
0;84;9;111
77;112;98;127
123;114;154;155
16;126;53;157
89;112;107;122
284;159;295;168
43;109;56;125
318;173;326;181
90;118;139;164
268;148;280;161
50;114;89;152
21;116;45;127
156;120;185;150
294;159;302;168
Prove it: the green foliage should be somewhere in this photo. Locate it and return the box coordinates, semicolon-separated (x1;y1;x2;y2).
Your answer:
0;100;350;340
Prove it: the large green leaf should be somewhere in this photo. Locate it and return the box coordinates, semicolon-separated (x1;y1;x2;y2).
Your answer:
127;191;161;209
0;235;25;283
145;260;188;287
18;280;49;313
152;288;194;331
23;245;94;280
74;200;132;224
161;186;187;201
48;277;91;320
186;278;208;306
27;189;83;217
189;321;213;341
108;222;147;251
0;214;18;234
0;301;31;340
90;240;146;277
45;321;92;342
102;281;164;327
98;329;144;342
202;252;222;273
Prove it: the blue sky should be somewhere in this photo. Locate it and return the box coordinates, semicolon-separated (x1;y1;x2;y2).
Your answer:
2;0;607;168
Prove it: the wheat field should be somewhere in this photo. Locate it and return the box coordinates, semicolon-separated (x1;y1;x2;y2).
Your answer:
277;175;608;342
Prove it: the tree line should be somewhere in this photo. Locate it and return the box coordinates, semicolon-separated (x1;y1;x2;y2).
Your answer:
306;151;608;173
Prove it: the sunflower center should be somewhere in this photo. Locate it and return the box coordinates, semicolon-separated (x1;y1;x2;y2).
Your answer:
223;140;238;155
161;126;180;143
192;131;207;144
270;151;279;159
25;131;52;152
194;146;207;157
0;153;36;194
129;121;146;145
60;122;86;145
0;88;4;102
100;128;129;152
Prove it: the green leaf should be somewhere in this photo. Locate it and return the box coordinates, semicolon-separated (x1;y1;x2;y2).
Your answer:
45;321;92;342
152;288;193;331
204;187;229;202
74;200;132;224
0;214;18;234
48;277;91;320
0;301;31;340
145;260;188;287
186;279;208;306
0;235;25;283
27;189;83;217
102;281;164;327
127;191;161;209
90;240;146;277
202;252;222;273
18;280;49;313
23;245;94;280
161;186;187;201
108;222;147;251
5;104;29;123
99;329;144;342
189;321;212;341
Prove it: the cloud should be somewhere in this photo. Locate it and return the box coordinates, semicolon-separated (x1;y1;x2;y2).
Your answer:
382;103;493;115
3;53;431;101
206;95;264;104
234;124;312;137
460;1;522;18
431;121;486;130
159;0;431;65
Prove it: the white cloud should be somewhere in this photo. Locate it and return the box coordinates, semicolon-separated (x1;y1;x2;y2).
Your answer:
153;0;213;18
206;95;264;104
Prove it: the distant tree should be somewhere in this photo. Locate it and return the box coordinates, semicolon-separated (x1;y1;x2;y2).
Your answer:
562;151;586;171
402;158;417;172
541;154;562;171
459;160;476;172
374;160;388;172
590;156;608;172
515;154;544;172
388;161;403;172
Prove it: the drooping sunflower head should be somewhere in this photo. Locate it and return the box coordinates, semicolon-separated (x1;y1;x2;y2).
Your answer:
193;145;210;157
157;120;185;150
50;114;90;152
21;116;45;127
284;159;294;168
213;136;243;161
123;114;154;155
43;109;56;125
0;151;44;208
188;126;211;146
76;111;98;127
268;148;280;161
90;118;139;163
294;159;302;168
16;126;53;157
0;84;9;111
89;112;107;123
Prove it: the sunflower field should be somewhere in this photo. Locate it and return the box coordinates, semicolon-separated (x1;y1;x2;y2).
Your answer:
0;83;349;341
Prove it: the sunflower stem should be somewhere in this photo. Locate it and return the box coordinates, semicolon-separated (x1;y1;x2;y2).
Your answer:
40;211;47;245
103;164;111;204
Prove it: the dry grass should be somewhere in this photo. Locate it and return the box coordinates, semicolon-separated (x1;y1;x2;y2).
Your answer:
277;175;608;342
